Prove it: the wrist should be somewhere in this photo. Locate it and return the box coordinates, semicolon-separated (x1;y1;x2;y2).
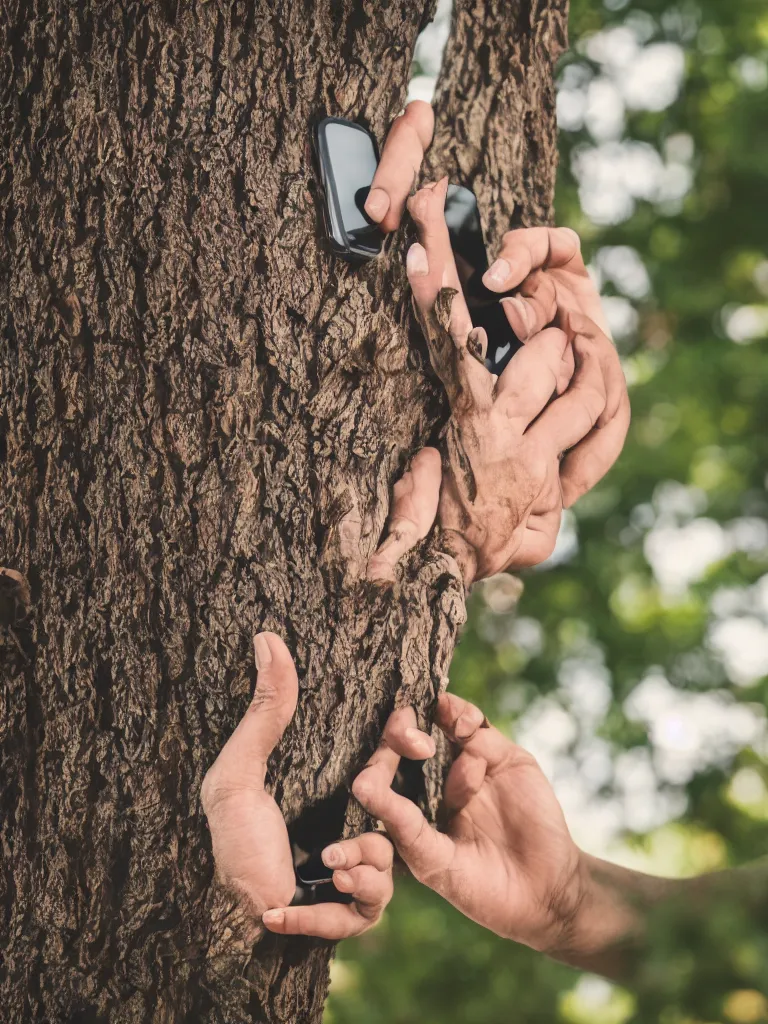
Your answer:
546;852;644;969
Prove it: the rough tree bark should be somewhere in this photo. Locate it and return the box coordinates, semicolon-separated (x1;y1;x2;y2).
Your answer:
0;1;567;1020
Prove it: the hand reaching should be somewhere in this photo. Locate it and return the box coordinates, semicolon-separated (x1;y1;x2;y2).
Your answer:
369;181;630;584
201;632;394;939
351;694;588;956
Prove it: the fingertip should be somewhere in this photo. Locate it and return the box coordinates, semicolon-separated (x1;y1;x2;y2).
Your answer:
404;726;436;759
468;325;488;361
262;909;285;931
364;187;390;223
403;99;435;148
253;632;274;671
351;773;374;807
406;242;429;277
483;258;511;291
407;181;445;224
556;226;581;251
384;706;425;757
411;446;442;472
455;704;486;740
365;557;395;583
322;843;345;869
253;631;294;671
251;631;299;697
333;870;354;892
436;692;486;740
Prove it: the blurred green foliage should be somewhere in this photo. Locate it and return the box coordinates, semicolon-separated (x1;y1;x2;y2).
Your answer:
327;1;768;1021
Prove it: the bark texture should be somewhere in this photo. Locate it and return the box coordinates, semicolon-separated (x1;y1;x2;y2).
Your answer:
0;1;567;1020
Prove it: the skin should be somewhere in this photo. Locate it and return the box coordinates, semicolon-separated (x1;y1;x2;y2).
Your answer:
204;638;768;979
202;104;631;943
201;632;395;940
349;697;768;981
368;178;630;584
341;101;630;583
348;696;644;962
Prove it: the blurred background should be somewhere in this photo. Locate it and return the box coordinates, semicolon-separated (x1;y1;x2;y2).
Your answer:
327;0;768;1020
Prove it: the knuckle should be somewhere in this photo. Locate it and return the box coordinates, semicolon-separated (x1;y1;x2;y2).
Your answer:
557;226;581;250
351;773;374;805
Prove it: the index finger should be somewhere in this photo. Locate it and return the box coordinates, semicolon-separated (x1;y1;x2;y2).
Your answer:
365;100;434;233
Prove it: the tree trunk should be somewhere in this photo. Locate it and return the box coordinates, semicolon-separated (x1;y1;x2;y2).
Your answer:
0;1;567;1020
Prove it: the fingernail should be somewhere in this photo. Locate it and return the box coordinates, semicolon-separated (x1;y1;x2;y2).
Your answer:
253;632;273;671
406;726;435;757
262;909;284;925
501;296;529;336
406;243;429;276
455;705;486;739
322;844;345;868
364;188;389;221
334;871;353;890
484;258;510;288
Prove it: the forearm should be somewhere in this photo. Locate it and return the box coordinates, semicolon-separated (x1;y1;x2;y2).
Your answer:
549;852;768;984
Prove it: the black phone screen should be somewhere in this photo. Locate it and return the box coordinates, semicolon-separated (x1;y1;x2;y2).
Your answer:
317;119;382;259
444;185;523;375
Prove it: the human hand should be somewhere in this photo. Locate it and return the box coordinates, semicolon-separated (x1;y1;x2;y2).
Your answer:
368;181;630;584
481;223;612;342
363;100;435;232
201;632;394;939
350;693;588;956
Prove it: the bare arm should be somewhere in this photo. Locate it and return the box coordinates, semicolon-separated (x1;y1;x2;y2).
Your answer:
348;691;768;987
553;853;768;982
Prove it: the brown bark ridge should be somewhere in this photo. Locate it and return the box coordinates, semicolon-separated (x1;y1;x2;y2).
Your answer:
0;1;567;1021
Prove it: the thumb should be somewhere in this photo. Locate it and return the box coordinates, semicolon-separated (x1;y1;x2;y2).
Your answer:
248;632;300;759
212;632;299;789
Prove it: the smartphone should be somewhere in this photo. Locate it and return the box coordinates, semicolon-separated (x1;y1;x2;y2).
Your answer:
294;850;355;905
444;185;524;376
312;117;383;262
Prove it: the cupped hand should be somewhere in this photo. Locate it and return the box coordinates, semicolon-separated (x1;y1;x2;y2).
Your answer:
201;632;393;939
368;181;630;584
351;694;588;956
